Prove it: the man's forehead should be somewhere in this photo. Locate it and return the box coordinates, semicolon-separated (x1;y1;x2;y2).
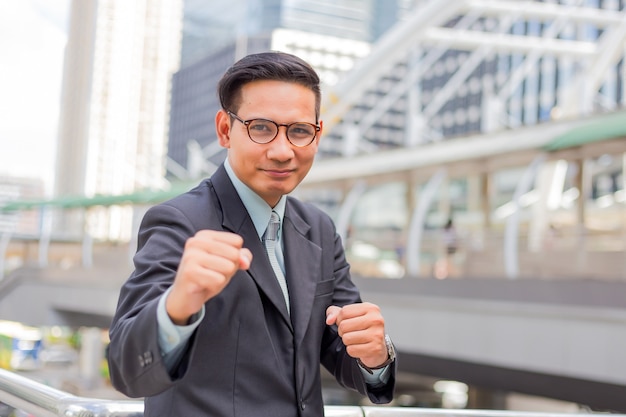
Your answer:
236;81;316;109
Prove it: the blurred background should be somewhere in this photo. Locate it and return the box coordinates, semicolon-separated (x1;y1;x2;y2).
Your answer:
0;0;625;415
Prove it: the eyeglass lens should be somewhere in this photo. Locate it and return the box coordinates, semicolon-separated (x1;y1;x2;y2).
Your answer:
247;119;316;146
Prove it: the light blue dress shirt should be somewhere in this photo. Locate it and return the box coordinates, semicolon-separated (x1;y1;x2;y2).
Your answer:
156;159;390;385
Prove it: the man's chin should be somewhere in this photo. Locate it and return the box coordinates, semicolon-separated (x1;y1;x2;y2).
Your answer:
263;184;296;202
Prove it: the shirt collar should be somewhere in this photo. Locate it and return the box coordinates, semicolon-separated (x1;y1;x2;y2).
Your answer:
224;159;286;240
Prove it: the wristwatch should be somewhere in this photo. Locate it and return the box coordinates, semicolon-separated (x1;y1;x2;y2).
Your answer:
357;334;396;374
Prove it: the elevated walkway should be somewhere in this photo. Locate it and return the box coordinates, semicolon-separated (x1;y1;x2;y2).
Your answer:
1;250;626;411
354;277;626;412
0;243;131;328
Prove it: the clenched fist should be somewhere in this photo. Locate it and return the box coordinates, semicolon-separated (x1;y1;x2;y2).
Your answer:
326;302;388;368
166;230;252;325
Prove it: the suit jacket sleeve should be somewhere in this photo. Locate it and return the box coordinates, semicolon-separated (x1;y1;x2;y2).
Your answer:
317;215;397;404
108;201;202;397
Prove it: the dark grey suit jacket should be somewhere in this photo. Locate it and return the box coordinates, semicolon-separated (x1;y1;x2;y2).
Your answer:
108;164;395;417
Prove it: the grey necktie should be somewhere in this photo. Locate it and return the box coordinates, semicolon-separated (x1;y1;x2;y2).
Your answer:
263;211;290;314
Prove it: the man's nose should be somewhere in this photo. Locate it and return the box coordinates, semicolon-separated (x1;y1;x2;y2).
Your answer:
267;127;295;159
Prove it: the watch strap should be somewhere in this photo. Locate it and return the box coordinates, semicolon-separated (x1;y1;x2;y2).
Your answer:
356;334;396;374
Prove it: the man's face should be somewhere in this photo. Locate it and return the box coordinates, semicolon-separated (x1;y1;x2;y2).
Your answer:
216;80;322;207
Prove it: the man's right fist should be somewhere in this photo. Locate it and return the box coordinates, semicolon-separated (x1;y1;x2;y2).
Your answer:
166;230;252;325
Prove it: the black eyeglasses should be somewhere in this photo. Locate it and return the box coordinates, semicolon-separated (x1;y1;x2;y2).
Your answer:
227;111;320;147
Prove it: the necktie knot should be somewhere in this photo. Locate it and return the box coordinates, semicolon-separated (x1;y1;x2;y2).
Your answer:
265;211;280;242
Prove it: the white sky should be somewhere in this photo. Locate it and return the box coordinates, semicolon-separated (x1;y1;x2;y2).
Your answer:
0;0;69;194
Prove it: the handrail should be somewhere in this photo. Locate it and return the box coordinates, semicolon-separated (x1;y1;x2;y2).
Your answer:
0;368;144;417
2;368;626;417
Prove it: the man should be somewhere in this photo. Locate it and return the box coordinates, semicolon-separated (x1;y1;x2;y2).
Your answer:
108;51;396;417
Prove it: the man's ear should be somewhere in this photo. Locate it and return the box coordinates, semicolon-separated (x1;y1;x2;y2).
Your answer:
215;110;231;148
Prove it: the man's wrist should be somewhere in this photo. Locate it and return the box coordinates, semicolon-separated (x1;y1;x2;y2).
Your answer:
357;334;396;374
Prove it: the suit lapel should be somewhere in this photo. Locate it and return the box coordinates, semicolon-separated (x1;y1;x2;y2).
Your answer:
283;203;322;348
210;166;292;329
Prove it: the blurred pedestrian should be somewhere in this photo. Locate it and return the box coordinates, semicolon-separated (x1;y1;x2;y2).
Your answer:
435;218;458;279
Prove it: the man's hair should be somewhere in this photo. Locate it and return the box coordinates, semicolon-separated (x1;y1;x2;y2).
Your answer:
218;51;321;122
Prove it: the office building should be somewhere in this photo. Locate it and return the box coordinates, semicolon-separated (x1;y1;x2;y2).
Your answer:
0;176;44;237
179;0;401;67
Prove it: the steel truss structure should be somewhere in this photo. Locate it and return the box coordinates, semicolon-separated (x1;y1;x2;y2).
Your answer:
320;0;626;157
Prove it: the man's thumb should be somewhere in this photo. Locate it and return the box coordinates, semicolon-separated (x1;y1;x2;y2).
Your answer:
326;305;341;325
238;248;252;270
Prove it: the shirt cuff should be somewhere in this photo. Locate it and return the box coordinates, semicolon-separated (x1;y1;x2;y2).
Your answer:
157;287;205;356
359;361;392;387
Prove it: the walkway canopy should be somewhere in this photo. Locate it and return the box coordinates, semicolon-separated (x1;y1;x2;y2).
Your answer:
2;109;625;212
544;110;626;151
0;181;196;212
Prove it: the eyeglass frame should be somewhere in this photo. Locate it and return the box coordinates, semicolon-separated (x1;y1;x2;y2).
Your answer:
226;110;320;147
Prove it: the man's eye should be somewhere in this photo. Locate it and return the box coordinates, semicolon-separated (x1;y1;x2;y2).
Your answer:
290;124;315;136
249;122;273;132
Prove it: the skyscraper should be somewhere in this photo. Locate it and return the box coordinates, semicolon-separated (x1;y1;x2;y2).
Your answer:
55;0;182;240
179;0;399;67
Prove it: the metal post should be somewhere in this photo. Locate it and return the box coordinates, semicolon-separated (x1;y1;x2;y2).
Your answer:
406;168;447;277
82;207;93;268
336;181;367;243
38;207;52;268
0;232;12;281
504;154;546;279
